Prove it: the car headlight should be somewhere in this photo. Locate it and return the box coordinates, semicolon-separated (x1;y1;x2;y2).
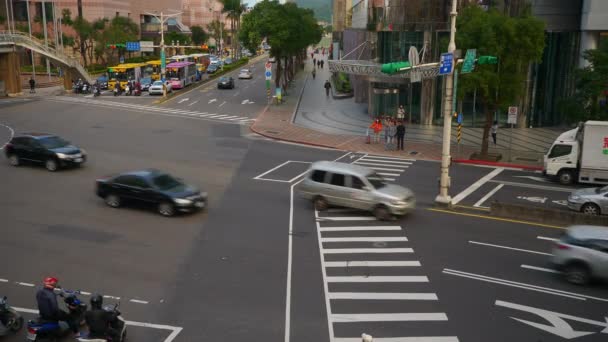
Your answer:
569;195;580;201
391;199;408;206
174;198;192;205
56;153;69;159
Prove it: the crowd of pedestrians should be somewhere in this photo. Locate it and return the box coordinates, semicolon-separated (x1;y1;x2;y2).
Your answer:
367;109;408;151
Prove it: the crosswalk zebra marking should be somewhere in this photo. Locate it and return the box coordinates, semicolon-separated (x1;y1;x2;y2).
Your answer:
327;292;436;300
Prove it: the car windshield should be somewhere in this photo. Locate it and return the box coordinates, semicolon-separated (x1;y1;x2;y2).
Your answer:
152;174;185;191
596;186;608;193
241;70;249;73
152;81;163;86
141;77;151;84
38;136;69;149
219;77;229;81
366;173;387;189
97;76;108;82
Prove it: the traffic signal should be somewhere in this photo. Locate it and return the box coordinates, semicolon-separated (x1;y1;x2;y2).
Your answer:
380;61;411;75
477;56;498;65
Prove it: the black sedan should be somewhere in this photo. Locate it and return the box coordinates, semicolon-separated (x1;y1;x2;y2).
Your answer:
96;169;207;217
217;76;234;89
4;133;86;171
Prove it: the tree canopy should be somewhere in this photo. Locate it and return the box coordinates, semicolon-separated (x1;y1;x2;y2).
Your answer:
190;25;207;46
456;5;545;155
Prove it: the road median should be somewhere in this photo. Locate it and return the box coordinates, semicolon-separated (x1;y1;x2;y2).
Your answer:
489;201;608;226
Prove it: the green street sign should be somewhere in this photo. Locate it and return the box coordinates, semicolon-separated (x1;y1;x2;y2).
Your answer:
380;61;411;75
461;49;476;74
478;55;498;65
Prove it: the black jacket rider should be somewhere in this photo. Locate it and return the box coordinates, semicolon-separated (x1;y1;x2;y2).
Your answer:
85;308;117;339
36;287;61;321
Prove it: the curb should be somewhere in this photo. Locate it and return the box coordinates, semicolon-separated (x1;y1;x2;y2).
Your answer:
453;158;543;171
250;122;337;150
290;73;309;124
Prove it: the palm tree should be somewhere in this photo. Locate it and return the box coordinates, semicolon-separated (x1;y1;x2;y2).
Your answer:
220;0;240;59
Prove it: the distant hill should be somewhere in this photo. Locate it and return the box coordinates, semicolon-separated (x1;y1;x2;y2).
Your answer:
295;0;332;23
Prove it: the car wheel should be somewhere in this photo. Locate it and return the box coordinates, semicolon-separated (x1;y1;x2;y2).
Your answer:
581;203;600;216
45;159;58;172
8;154;20;166
564;262;591;285
557;170;574;185
105;194;121;208
373;205;392;221
313;196;328;211
158;202;175;217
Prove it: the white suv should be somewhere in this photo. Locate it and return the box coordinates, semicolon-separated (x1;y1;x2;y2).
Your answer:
551;225;608;285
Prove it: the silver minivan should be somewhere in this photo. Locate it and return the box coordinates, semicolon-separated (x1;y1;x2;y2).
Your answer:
298;161;416;220
551;225;608;285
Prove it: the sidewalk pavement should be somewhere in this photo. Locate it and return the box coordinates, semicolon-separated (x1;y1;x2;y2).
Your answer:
251;50;552;170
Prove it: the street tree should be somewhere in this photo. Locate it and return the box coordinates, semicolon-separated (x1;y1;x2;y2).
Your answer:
190;25;208;46
456;5;545;156
97;16;139;64
72;16;94;66
206;19;226;53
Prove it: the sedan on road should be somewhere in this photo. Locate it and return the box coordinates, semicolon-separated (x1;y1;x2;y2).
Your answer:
96;169;207;217
148;80;172;95
4;133;86;171
238;69;252;79
207;64;219;74
567;185;608;215
217;76;235;89
140;77;153;91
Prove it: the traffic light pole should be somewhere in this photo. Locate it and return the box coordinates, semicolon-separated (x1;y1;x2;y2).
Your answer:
145;10;182;82
435;0;458;206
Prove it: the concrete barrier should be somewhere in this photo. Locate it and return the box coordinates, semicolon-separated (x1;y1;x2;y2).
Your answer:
490;201;608;226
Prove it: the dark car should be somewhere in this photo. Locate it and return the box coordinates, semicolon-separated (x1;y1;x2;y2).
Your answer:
207;64;219;74
140;77;153;91
224;57;233;65
96;75;109;90
96;169;207;217
4;133;87;172
217;76;234;89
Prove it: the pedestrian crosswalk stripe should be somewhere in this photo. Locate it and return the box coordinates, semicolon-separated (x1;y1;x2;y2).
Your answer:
331;312;446;322
321;236;408;242
324;261;421;267
360;158;413;165
376;172;400;177
318;226;401;231
322;248;414;254
333;337;459;342
326;276;429;283
359;154;416;162
317;216;377;221
328;292;436;300
354;161;409;169
356;165;405;172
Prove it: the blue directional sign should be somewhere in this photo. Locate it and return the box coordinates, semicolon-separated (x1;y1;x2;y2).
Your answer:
265;71;272;78
457;112;463;124
439;52;454;75
126;41;140;52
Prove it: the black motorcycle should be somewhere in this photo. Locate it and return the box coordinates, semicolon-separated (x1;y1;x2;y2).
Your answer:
0;296;23;336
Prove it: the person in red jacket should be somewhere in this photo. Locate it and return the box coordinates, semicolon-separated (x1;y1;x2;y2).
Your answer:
370;119;383;144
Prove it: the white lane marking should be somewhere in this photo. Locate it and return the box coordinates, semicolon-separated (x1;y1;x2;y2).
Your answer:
321;237;408;242
241;99;250;104
328;292;436;300
254;161;291;180
16;282;35;287
513;175;551;183
326;276;429;283
79;291;91;296
0;124;15;150
473;183;504;207
538;236;558;242
469;240;552;256
354;164;407;172
205;115;226;118
521;264;561;274
233;91;240;97
318;226;401;232
12;306;184;342
103;295;121;300
452;167;504;205
377;172;400;177
354;162;407;170
443;268;608;302
487;180;573;192
285;152;352;342
331;313;446;322
219;101;226;107
288;169;312;183
129;299;149;304
324;261;420;267
357;154;415;162
228;116;249;121
187;100;199;106
322;248;414;254
317;216;377;221
384;177;396;181
360;158;413;165
0;278;8;282
177;98;189;104
333;338;458;342
221;115;239;119
208;98;217;104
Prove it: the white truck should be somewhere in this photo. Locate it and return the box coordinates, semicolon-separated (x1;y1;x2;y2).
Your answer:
544;121;608;185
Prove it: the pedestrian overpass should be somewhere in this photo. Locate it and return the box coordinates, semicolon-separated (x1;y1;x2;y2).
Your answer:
0;31;92;95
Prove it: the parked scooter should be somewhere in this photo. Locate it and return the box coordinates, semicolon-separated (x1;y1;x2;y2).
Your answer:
26;288;87;341
77;301;127;342
93;84;101;97
81;83;90;94
124;84;131;96
0;296;23;336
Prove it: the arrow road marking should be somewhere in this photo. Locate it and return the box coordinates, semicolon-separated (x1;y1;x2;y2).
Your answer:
219;101;226;107
517;195;547;204
208;98;217;104
496;299;608;338
188;100;199;106
513;175;551;183
178;98;189;104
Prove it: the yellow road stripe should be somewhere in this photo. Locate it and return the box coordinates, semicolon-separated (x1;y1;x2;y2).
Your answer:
427;208;566;230
453;204;490;211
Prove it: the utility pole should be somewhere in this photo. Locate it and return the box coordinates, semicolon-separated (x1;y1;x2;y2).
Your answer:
41;1;52;81
25;0;36;81
145;10;182;82
435;0;458;206
4;0;11;34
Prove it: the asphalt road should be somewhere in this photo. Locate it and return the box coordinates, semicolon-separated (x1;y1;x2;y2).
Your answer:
1;82;606;342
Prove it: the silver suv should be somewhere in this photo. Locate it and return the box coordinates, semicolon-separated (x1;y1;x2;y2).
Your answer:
551;225;608;285
298;161;415;220
567;185;608;215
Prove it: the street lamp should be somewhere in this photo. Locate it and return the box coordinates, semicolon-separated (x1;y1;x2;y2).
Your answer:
144;10;182;82
435;0;458;206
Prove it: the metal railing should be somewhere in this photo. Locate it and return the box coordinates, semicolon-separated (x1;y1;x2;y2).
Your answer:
328;59;440;80
0;31;93;83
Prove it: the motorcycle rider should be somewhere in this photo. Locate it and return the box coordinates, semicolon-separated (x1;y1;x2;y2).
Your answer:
35;277;80;338
114;82;121;96
85;294;118;340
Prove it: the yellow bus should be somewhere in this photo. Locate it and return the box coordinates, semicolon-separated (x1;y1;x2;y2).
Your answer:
145;60;162;80
107;63;147;90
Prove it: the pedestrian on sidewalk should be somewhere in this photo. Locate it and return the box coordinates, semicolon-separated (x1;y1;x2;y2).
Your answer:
313;57;316;66
317;61;321;68
370;118;383;144
383;117;391;144
311;52;314;59
491;120;498;145
386;120;397;150
396;121;406;151
312;68;316;79
324;79;331;97
321;60;324;68
397;105;405;120
29;77;36;93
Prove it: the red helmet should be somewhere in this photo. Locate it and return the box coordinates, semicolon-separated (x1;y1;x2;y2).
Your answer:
43;277;58;288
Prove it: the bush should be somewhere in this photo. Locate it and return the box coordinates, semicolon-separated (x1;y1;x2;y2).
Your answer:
334;72;352;93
